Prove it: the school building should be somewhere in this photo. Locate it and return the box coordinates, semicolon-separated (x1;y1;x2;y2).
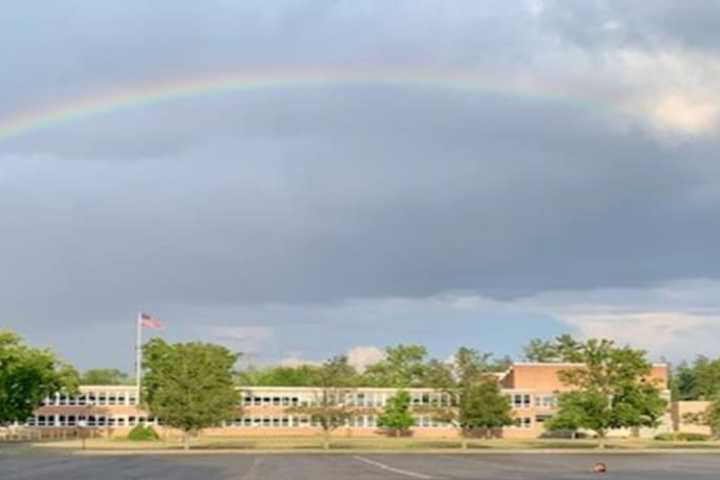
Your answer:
28;362;673;439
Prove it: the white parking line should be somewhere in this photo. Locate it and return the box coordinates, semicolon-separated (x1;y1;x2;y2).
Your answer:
353;455;434;479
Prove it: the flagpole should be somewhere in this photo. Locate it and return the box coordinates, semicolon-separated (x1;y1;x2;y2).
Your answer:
136;313;142;404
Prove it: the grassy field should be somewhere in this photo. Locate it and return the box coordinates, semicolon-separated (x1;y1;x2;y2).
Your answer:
28;435;720;452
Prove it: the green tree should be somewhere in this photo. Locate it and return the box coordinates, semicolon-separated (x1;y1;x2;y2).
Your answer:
377;390;415;436
363;344;428;387
523;338;560;362
286;356;358;449
433;380;513;449
236;364;324;387
457;381;513;447
522;334;580;363
488;355;514;373
691;356;720;400
452;347;493;385
671;361;697;401
142;339;241;450
548;338;667;448
421;359;455;389
0;330;78;427
80;368;132;385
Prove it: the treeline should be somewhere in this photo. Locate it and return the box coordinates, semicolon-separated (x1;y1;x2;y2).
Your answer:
26;331;720;405
18;330;720;403
237;345;513;388
672;357;720;401
0;330;678;449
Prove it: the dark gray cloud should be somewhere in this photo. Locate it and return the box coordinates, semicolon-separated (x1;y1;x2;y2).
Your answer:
539;0;720;52
1;0;719;368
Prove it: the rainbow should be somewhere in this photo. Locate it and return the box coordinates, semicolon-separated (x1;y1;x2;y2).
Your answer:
0;69;591;142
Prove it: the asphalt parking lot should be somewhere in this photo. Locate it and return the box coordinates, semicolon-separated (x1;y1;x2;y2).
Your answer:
2;452;720;480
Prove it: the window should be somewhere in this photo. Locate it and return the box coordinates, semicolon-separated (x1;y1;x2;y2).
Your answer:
512;394;531;408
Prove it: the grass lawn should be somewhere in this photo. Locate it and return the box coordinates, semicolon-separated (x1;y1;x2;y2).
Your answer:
31;435;720;452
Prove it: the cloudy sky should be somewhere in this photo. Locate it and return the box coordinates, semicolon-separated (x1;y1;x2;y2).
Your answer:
2;1;720;371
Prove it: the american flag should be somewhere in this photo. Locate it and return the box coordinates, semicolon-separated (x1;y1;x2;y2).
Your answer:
139;312;164;330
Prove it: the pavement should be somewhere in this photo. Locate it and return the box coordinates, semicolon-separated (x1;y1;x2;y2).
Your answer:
2;452;720;479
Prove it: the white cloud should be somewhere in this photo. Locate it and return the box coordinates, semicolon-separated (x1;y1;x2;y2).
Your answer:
346;346;385;372
196;279;720;362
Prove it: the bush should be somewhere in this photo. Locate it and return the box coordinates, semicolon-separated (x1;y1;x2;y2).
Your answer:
127;425;160;441
654;432;711;442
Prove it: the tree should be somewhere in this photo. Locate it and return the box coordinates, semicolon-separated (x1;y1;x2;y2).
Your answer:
0;330;78;427
457;381;513;447
547;338;667;448
377;390;415;436
432;380;513;449
236;364;324;387
363;344;427;387
142;339;241;450
671;361;697;401
286;356;358;449
452;347;493;385
701;400;720;438
488;355;514;373
523;338;560;362
421;359;455;389
428;348;513;449
80;368;132;385
522;334;580;363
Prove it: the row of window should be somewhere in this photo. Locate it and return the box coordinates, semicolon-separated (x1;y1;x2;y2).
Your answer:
509;394;556;409
27;414;538;430
225;415;453;429
29;415;158;428
41;391;555;410
241;392;453;408
42;393;138;407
